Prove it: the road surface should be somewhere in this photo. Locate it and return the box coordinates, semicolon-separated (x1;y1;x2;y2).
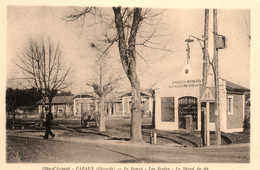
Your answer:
6;135;250;163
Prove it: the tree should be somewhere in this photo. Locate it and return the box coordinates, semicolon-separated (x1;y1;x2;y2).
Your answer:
58;91;73;96
6;88;17;123
65;7;171;142
86;43;122;132
238;10;251;47
6;87;42;122
16;38;71;126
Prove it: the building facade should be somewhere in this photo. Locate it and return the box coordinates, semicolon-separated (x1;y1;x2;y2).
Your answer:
155;78;249;133
37;96;74;117
105;91;153;117
73;93;98;116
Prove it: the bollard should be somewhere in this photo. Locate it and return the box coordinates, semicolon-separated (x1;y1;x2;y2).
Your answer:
153;131;157;145
150;130;154;144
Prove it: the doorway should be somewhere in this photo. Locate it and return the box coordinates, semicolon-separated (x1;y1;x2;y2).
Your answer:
178;96;198;129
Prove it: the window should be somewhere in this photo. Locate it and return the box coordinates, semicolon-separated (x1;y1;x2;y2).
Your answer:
227;96;233;115
161;97;175;122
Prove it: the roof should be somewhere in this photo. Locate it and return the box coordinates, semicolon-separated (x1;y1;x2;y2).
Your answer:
73;92;99;99
120;90;153;98
105;91;126;102
223;79;250;93
104;90;153;103
37;95;74;105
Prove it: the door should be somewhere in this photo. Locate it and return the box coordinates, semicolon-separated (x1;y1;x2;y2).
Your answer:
178;96;198;129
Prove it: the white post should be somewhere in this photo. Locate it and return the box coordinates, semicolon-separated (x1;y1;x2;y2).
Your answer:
153;132;157;145
206;102;210;146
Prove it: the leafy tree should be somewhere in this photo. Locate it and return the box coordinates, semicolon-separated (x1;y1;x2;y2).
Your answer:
6;87;42;122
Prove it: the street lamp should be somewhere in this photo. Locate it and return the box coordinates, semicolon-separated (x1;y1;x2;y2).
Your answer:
184;35;207;80
185;35;205;59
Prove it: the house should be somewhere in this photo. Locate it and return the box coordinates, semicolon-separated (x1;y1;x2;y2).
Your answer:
155;74;250;133
73;93;99;116
106;90;153;117
105;91;125;117
120;90;153;117
37;95;74;117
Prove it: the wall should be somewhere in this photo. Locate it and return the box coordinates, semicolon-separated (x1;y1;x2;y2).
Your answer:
73;98;96;116
122;96;131;116
208;79;227;132
112;102;123;116
155;86;201;131
121;96;152;117
226;94;244;130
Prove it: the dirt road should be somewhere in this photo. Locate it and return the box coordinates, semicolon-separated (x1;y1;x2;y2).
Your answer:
6;135;249;163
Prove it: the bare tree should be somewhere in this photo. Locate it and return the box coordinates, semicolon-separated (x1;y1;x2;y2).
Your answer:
65;7;172;142
86;43;122;132
240;11;251;47
16;38;71;126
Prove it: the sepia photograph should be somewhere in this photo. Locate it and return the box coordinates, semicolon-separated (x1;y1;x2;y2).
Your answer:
1;0;258;169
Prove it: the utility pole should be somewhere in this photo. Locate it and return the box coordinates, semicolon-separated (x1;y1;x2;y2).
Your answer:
203;9;210;146
202;9;209;87
213;8;221;145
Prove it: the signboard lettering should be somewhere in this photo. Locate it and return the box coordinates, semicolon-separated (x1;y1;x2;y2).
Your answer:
168;79;202;88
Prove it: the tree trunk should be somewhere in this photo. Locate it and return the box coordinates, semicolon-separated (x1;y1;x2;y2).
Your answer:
39;96;46;128
130;80;142;142
113;7;143;142
48;96;53;113
99;96;106;132
12;108;16;124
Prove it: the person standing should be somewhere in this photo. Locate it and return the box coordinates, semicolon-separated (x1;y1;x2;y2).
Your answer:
44;112;55;139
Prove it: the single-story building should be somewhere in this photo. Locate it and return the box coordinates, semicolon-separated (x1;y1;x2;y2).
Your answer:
104;90;154;117
37;95;74;117
73;93;99;116
155;66;250;133
120;90;153;117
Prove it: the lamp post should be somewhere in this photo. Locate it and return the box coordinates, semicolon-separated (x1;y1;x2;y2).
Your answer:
185;9;225;146
185;9;210;146
185;34;210;146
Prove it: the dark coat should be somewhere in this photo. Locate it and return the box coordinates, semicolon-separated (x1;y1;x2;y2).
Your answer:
46;112;53;126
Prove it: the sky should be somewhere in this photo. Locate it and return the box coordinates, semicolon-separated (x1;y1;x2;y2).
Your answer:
6;6;250;94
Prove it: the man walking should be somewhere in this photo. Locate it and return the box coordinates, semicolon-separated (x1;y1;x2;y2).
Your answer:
44;112;55;139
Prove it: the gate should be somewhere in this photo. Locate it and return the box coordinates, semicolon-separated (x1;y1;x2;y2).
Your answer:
178;96;198;129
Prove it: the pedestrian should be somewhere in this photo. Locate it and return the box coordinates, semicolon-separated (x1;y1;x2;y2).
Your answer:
44;112;55;139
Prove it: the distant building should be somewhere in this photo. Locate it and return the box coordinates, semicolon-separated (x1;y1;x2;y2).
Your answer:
73;93;99;116
74;90;154;118
118;90;153;117
37;96;74;117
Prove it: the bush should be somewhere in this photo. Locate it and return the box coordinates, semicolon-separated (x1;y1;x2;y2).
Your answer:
243;112;250;132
